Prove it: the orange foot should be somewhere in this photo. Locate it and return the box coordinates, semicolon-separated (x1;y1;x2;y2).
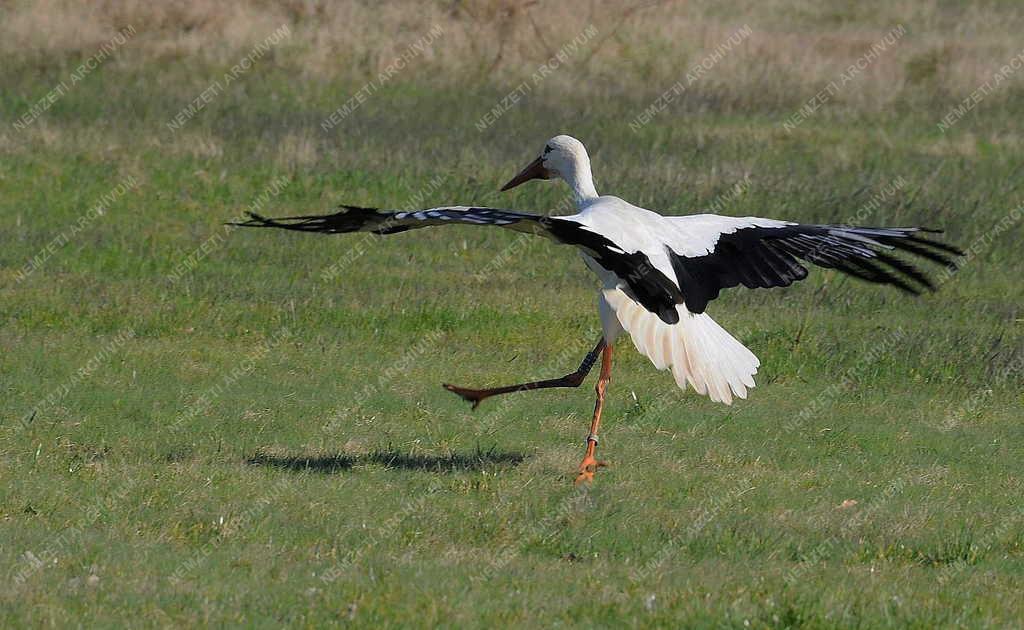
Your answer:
573;455;607;485
442;383;486;410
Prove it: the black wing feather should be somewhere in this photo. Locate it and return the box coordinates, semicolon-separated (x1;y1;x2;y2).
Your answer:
231;205;686;324
668;224;963;313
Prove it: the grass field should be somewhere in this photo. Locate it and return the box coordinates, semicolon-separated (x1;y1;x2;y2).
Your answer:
2;1;1024;627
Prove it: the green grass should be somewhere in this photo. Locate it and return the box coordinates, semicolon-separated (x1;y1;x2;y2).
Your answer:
2;30;1024;629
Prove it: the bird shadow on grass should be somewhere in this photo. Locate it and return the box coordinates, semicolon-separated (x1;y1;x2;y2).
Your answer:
246;446;526;474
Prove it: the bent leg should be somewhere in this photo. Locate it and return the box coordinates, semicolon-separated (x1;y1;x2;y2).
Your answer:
443;338;605;410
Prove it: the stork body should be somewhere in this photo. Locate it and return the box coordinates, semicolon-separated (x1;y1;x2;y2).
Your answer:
234;135;960;483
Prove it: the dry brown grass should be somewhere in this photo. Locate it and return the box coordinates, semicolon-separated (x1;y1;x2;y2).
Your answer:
2;0;1023;107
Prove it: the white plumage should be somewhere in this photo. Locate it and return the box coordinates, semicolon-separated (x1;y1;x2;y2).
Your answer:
567;188;784;404
581;235;758;405
602;288;759;405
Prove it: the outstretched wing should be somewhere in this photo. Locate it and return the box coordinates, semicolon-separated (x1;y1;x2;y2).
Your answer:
231;205;685;323
665;215;964;313
231;205;551;236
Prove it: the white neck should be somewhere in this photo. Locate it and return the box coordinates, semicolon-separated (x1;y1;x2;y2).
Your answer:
563;156;599;206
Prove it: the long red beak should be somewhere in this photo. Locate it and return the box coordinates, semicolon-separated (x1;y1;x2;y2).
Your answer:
500;156;552;191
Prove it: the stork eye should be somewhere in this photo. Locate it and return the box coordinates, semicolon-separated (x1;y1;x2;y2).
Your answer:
544;145;553;154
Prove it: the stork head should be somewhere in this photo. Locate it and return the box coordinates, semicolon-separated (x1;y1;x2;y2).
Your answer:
501;134;591;192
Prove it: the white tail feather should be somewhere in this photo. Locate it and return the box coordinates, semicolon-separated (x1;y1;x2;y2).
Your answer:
603;289;760;405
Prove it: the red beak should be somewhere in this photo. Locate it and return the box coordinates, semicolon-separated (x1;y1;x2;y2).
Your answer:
500;156;552;191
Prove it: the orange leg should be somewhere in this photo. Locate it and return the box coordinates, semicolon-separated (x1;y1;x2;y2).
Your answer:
443;339;605;409
574;342;613;484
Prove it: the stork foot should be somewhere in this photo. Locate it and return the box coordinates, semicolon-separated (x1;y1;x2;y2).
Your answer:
442;383;486;409
573;454;607;485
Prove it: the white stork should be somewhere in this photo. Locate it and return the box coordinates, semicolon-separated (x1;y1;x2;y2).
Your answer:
234;135;961;483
